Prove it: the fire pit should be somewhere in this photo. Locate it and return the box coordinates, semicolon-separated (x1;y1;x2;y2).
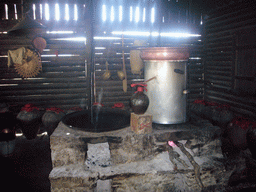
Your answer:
61;108;130;132
49;118;229;192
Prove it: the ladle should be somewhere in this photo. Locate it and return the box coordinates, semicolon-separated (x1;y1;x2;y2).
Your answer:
102;61;111;80
143;76;157;83
117;70;125;80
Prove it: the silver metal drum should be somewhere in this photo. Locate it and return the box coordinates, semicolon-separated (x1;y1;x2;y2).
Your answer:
144;60;188;124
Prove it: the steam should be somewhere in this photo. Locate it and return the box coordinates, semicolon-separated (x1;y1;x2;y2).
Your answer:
95;88;104;126
80;98;87;109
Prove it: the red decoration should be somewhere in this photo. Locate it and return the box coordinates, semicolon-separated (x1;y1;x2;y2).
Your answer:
21;103;39;112
140;122;151;130
93;102;104;107
193;99;231;109
206;101;219;106
217;104;231;109
112;103;125;109
193;99;206;105
55;50;59;57
46;107;64;114
231;117;256;130
68;106;83;111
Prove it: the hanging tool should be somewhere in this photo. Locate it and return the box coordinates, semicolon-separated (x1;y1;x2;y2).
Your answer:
102;60;111;80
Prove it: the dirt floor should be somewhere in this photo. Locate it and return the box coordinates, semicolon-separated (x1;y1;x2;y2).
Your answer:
0;135;52;192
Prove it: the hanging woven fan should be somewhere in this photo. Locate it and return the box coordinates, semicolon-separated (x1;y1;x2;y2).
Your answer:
14;48;42;78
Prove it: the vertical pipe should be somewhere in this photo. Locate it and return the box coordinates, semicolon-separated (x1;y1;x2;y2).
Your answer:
157;0;162;46
85;0;95;125
21;0;24;18
188;0;192;24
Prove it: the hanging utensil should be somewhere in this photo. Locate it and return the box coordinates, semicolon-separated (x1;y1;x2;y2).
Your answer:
102;60;111;80
143;76;157;83
117;70;125;80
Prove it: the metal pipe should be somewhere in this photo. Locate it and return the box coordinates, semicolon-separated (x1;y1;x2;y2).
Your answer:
21;0;24;18
85;0;95;125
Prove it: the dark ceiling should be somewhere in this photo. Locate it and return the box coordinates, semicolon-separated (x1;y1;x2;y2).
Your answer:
1;0;247;16
191;0;236;12
163;0;238;13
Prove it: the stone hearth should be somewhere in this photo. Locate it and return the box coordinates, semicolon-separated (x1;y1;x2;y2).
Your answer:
49;119;229;192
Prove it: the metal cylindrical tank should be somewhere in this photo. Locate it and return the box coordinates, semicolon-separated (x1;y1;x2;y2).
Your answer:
141;47;189;124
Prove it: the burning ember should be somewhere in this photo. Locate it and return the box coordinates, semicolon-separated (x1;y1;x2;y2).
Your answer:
168;141;177;147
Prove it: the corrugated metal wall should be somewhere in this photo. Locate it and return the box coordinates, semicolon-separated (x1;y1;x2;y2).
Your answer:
0;35;87;109
0;0;203;111
0;1;88;110
204;0;256;118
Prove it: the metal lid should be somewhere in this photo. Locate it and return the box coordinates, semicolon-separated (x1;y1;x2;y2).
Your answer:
140;47;190;61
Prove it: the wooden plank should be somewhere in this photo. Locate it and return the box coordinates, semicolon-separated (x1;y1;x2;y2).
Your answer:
206;11;255;29
0;77;86;84
0;71;87;79
205;74;232;81
42;66;85;72
5;92;87;101
205;63;232;68
1;88;88;96
205;93;256;113
206;70;232;76
42;62;86;68
0;82;87;91
207;17;256;35
5;99;89;110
